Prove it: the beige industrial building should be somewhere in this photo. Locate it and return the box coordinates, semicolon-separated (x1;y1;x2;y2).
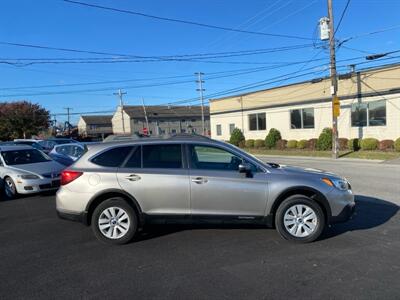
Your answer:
210;63;400;141
77;115;113;138
112;105;210;136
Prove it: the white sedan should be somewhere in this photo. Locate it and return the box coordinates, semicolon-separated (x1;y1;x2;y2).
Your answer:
0;145;65;199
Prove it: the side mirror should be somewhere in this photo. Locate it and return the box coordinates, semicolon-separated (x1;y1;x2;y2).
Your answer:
238;163;253;178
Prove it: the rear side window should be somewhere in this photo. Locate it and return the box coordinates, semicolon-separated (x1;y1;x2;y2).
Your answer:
124;147;141;168
142;144;182;169
91;146;132;167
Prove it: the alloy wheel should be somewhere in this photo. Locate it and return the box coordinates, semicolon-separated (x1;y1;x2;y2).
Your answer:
283;204;318;238
98;207;131;239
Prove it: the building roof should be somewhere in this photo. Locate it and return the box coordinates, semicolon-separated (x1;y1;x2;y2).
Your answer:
80;115;112;125
122;105;210;119
209;62;400;114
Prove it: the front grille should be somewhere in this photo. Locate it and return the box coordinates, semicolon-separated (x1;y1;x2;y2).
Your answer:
42;173;61;179
39;184;52;189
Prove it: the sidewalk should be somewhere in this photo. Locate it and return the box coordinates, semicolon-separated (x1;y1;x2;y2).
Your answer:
255;154;385;164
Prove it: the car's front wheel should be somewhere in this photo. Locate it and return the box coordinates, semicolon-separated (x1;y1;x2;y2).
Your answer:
4;177;18;199
275;195;325;243
92;198;138;245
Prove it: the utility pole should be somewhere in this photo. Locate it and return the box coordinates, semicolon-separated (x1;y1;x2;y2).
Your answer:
328;0;339;159
141;97;149;134
63;107;72;136
195;72;205;135
52;114;57;136
114;89;127;134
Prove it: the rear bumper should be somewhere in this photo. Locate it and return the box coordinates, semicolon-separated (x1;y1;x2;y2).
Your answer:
57;209;88;225
330;203;355;224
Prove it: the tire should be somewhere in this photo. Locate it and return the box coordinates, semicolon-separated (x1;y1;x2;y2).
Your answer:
91;197;138;245
4;177;18;200
275;195;325;243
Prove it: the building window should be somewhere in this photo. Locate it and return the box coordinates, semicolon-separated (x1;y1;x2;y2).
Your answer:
171;129;177;134
290;108;315;129
248;113;266;131
229;123;235;134
216;124;222;136
351;100;386;127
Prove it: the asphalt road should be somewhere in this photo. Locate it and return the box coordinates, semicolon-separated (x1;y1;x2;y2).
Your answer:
0;158;399;299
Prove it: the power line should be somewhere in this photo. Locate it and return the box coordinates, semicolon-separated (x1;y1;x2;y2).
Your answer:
62;0;313;41
334;0;351;36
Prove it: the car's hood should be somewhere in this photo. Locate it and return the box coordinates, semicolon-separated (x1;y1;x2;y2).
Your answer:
277;164;339;178
7;161;65;176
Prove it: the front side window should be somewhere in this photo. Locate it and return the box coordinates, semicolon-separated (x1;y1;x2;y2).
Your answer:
351;100;386;127
1;149;51;165
248;113;266;131
290;108;314;129
91;146;133;167
216;124;222;136
190;145;246;171
142;144;182;169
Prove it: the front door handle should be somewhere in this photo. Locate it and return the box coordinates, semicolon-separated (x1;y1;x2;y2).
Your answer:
125;174;141;181
191;177;208;184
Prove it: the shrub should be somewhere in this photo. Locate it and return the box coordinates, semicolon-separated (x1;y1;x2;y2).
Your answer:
254;139;265;148
287;140;298;149
265;128;281;149
360;138;379;150
379;139;394;151
395;138;400;152
338;138;349;151
238;140;246;148
276;139;287;150
348;138;360;151
297;139;308;149
245;139;255;148
317;128;332;151
229;128;245;147
308;138;318;150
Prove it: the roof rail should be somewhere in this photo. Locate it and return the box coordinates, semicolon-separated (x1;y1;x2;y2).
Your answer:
167;133;211;140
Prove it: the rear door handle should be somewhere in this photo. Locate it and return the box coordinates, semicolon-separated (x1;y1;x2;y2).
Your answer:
191;177;208;184
125;174;141;181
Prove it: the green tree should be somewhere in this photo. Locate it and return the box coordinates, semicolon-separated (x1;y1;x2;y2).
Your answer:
0;101;50;140
229;128;245;146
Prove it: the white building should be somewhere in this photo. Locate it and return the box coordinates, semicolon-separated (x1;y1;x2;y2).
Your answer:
210;63;400;141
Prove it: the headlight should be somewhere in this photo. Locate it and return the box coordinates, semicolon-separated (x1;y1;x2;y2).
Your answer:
19;174;40;180
322;178;350;191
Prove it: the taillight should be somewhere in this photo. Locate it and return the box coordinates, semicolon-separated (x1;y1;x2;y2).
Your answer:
61;170;83;186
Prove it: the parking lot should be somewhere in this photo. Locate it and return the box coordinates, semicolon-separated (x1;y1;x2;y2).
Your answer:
1;157;399;299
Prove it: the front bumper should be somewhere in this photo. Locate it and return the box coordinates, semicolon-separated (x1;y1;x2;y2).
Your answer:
330;202;356;223
15;177;61;194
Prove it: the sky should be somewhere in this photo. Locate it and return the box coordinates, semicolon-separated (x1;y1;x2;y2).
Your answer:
0;0;399;124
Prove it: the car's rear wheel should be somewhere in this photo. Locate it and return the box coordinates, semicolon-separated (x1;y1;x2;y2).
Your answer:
4;177;18;199
92;198;137;245
275;195;325;243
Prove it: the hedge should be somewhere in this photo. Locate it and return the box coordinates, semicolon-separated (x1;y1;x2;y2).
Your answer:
297;139;308;149
394;138;400;152
276;139;287;150
316;128;332;151
308;138;318;150
229;128;245;147
360;138;379;150
265;128;281;149
338;138;349;151
254;139;265;148
287;140;298;149
245;139;255;148
379;139;394;151
348;138;360;151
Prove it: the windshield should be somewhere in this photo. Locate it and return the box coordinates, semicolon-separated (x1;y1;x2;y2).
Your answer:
1;149;52;165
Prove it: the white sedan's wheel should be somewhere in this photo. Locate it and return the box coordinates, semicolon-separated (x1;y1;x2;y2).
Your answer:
4;177;17;199
98;207;131;239
283;204;318;238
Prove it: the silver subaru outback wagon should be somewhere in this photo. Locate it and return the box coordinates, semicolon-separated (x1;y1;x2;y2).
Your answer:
56;134;355;244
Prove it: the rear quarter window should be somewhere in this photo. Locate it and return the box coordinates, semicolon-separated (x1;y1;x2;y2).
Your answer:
91;146;133;167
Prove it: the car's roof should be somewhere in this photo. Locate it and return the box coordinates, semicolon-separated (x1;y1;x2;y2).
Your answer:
14;139;42;142
0;145;34;151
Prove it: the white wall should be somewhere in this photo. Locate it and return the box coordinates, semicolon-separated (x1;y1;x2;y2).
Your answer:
112;107;132;134
211;94;400;141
